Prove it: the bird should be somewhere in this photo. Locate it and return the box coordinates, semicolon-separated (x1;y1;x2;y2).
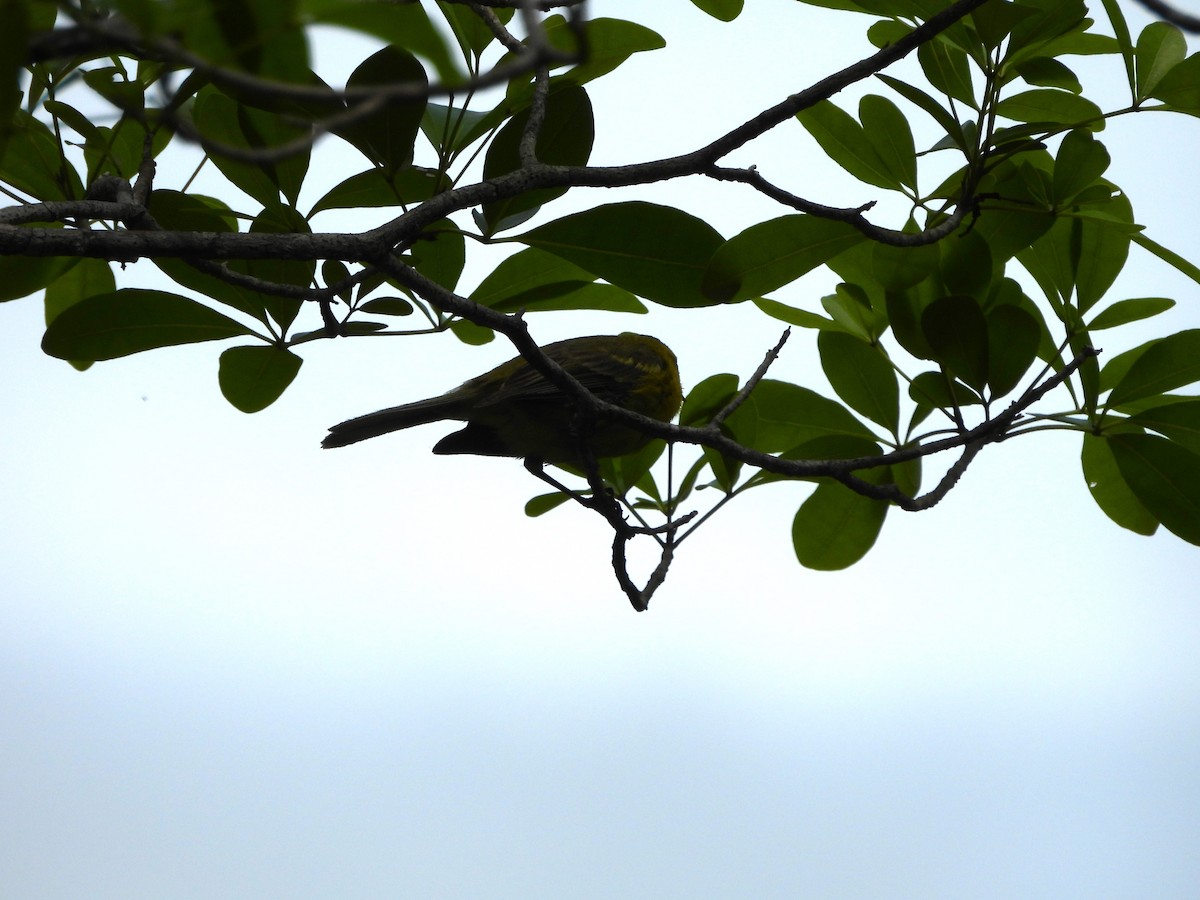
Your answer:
321;333;682;466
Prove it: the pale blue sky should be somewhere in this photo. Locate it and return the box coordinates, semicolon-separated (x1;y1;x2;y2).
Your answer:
2;3;1199;897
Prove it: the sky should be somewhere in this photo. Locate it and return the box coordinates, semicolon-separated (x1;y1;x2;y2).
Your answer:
2;2;1199;898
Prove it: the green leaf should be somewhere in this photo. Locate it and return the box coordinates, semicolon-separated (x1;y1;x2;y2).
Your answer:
909;371;981;409
986;304;1040;398
922;294;989;391
44;258;113;324
229;204;312;331
490;282;645;315
531;17;665;88
302;0;461;84
472;247;596;305
0;247;75;304
1131;232;1200;288
450;319;494;345
1076;193;1134;312
859;94;917;190
148;190;272;322
1081;433;1158;535
437;1;513;57
918;38;975;108
1108;330;1200;407
689;0;743;20
309;167;447;215
0;111;84;200
1136;22;1188;102
994;89;1103;126
192;89;281;207
818;332;899;433
876;75;965;149
726;380;874;453
1006;0;1088;59
1149;52;1200;113
519;202;726;308
335;45;428;173
481;83;594;233
1126;400;1200;455
680;373;739;427
1109;433;1200;544
701;215;864;302
1011;56;1083;93
796;100;901;190
792;479;888;570
822;283;882;341
525;491;572;517
359;297;414;317
1052;130;1110;206
218;345;303;412
753;297;839;331
940;229;994;300
1088;297;1174;330
409;219;465;293
42;289;253;361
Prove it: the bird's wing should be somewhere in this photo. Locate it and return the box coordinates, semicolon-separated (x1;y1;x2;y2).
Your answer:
477;338;648;407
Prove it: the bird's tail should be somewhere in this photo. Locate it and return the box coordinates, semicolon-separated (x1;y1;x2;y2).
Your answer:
321;396;464;449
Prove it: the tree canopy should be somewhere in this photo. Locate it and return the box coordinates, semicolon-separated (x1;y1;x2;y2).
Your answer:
3;0;1200;608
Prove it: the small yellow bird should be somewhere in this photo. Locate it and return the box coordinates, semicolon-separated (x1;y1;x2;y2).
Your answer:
321;333;681;465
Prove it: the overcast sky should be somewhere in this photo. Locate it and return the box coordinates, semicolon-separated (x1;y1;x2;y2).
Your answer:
3;3;1199;898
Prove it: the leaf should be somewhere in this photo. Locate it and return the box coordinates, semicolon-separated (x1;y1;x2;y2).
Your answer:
218;345;304;412
308;167;447;215
303;0;461;84
1131;233;1200;288
876;75;965;149
0;111;84;200
818;332;899;433
1081;433;1158;536
796;100;900;190
519;202;726;308
335;45;428;173
1011;56;1083;93
409;219;465;292
44;258;113;324
689;0;743;21
994;89;1104;126
921;294;989;391
481;83;594;233
1126;400;1200;455
42;289;253;361
1109;433;1200;544
753;297;839;331
192;87;311;208
1108;330;1200;407
1088;297;1174;330
525;491;572;517
792;479;888;570
726;380;874;453
859;94;917;190
0;246;76;304
359;297;414;317
680;373;739;428
229;204;312;331
986;304;1040;398
1135;21;1187;102
918;38;975;108
701;215;864;302
1149;52;1200;113
909;371;981;409
1052;130;1110;206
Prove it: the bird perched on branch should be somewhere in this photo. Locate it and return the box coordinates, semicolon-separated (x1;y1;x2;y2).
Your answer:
321;333;682;466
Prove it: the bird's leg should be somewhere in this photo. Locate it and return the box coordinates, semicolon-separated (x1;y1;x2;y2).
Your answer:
523;457;598;509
